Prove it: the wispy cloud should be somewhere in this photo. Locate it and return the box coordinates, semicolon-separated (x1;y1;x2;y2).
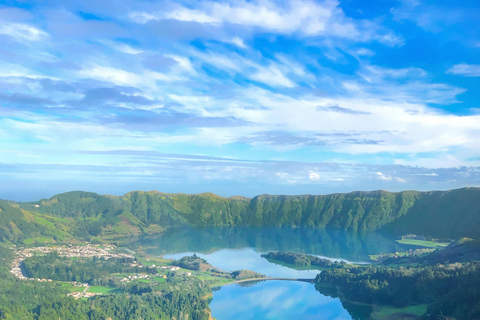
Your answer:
0;0;478;198
134;0;338;35
447;64;480;77
0;22;48;41
316;104;371;115
130;0;402;45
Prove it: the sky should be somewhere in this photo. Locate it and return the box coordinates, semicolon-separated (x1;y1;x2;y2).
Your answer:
1;0;480;201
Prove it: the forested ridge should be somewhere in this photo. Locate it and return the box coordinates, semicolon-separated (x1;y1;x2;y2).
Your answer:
2;187;478;245
316;261;480;319
314;239;480;319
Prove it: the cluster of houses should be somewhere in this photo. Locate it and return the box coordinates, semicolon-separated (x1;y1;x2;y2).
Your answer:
9;244;134;280
8;243;196;299
120;273;151;282
67;284;97;299
160;266;180;271
118;265;192;283
67;291;98;299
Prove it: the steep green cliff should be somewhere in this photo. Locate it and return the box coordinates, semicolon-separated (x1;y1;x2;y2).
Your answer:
2;187;479;244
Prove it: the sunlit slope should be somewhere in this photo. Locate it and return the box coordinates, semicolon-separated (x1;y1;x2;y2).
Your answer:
12;187;480;240
0;199;74;244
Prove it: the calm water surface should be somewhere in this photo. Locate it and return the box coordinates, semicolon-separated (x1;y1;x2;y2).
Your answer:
210;281;353;320
138;227;406;320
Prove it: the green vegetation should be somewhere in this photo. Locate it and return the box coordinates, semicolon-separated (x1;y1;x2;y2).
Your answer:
3;187;480;319
173;254;263;282
395;239;449;248
2;187;480;246
174;254;211;271
380;238;480;266
372;304;427;319
87;286;116;294
0;200;71;244
230;269;264;280
262;252;347;269
369;248;435;262
315;240;480;320
0;245;213;320
22;252;154;284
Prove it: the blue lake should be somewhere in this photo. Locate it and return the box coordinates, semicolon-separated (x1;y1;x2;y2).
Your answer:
210;281;353;320
139;227;406;319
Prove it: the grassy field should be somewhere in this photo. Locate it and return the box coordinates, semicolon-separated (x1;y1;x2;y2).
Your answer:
396;239;450;248
137;256;171;266
137;278;150;283
88;286;116;294
23;237;56;245
60;283;84;293
195;273;234;286
32;216;55;228
372;304;427;319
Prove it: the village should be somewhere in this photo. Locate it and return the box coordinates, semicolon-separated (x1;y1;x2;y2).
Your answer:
8;244;196;299
9;244;138;298
9;243;134;280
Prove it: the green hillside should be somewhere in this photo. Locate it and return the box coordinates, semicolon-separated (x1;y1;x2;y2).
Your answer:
0;199;76;244
2;187;480;244
382;187;480;238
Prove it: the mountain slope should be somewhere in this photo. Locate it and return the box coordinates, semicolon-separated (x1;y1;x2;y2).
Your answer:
382;187;480;238
4;187;480;244
0;200;74;243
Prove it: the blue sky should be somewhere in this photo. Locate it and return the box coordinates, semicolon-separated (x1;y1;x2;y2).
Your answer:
1;0;480;200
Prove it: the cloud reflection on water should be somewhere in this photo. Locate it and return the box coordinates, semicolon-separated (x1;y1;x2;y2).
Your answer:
210;281;352;320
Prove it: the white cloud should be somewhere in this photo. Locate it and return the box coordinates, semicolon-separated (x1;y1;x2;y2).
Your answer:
160;0;335;35
79;65;141;86
394;155;477;169
129;12;157;24
223;84;480;162
376;172;405;183
0;22;48;41
356;48;375;56
309;170;320;181
376;172;391;181
190;50;243;73
230;36;247;49
130;0;400;44
101;40;143;54
144;70;187;83
165;55;195;73
346;65;464;105
360;65;426;81
250;65;296;88
447;64;480;77
189;49;303;87
166;8;219;24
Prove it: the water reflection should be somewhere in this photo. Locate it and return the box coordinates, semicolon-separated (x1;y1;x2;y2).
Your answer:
139;227;405;261
134;227;401;320
164;248;319;278
210;281;354;320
